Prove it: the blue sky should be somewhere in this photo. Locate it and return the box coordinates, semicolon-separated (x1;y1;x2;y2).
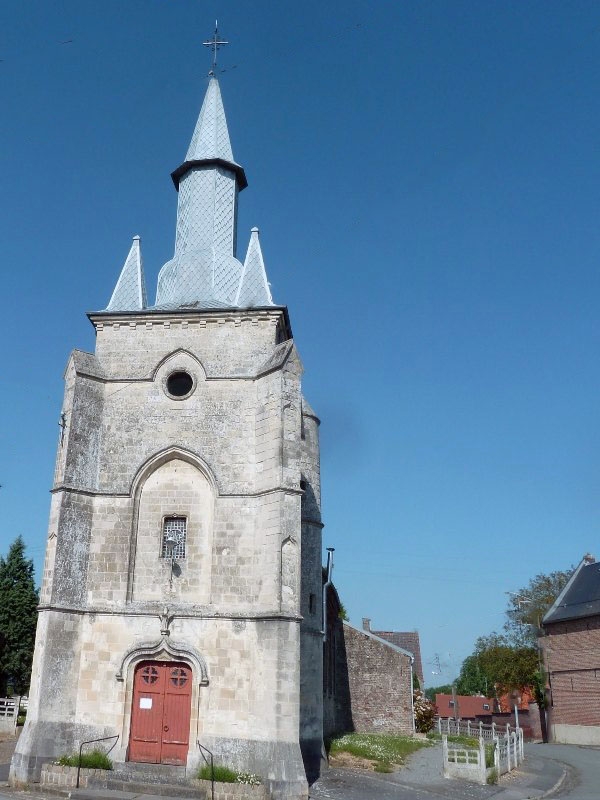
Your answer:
2;0;600;684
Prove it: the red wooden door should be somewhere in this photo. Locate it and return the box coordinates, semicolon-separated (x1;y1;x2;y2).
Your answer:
129;661;192;765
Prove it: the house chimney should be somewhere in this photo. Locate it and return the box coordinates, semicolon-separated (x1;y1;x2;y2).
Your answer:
362;618;371;631
584;553;596;564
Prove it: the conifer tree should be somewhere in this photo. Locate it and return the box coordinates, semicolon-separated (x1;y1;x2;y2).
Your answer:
0;536;39;695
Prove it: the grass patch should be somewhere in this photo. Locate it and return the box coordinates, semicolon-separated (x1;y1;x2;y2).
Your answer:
198;765;239;783
57;750;112;770
329;733;430;772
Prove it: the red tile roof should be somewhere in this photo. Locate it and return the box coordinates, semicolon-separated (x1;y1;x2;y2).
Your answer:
435;694;494;719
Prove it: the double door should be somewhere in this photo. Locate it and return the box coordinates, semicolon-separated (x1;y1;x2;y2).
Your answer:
129;660;192;766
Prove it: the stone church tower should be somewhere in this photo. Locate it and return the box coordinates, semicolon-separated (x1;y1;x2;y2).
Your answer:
11;53;323;800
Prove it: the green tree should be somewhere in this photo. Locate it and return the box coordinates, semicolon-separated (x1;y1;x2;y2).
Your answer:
0;537;39;695
456;634;538;698
424;683;453;703
455;654;493;696
503;569;572;647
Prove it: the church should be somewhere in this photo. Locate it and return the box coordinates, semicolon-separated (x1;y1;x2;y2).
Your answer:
11;32;323;800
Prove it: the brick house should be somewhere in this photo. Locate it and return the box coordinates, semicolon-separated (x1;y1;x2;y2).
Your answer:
435;694;494;719
542;553;600;745
323;587;415;738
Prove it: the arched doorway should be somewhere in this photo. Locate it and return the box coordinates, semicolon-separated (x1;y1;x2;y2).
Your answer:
129;661;192;765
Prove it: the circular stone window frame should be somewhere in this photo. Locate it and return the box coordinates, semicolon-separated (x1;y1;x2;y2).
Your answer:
164;370;197;401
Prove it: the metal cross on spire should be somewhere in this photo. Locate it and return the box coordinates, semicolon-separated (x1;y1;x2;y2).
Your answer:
203;21;229;75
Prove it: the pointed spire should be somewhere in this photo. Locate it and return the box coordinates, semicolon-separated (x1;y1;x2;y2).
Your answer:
186;77;234;162
236;227;273;307
106;236;147;311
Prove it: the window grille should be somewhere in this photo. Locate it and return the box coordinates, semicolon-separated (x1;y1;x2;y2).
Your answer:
162;517;187;559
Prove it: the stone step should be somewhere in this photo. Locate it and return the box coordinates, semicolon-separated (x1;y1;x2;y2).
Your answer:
110;762;190;785
84;763;205;798
93;779;205;799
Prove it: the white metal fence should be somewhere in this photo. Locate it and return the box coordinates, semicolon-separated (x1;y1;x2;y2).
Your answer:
437;716;523;748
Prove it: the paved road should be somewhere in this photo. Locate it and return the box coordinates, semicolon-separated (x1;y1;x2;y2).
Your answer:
529;743;600;800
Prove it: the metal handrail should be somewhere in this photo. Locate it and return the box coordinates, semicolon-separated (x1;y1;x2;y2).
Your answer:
76;734;119;788
197;740;214;800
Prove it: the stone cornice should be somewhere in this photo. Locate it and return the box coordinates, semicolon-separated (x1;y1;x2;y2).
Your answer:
87;305;291;333
51;484;303;498
37;603;302;623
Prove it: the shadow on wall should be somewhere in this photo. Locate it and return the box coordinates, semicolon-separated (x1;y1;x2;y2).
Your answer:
323;584;353;742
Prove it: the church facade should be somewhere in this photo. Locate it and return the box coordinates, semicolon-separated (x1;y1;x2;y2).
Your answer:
11;60;323;800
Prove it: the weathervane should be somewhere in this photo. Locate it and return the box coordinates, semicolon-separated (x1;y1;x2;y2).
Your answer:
203;21;229;76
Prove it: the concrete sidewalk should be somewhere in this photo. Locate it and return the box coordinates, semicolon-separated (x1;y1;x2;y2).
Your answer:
310;742;567;800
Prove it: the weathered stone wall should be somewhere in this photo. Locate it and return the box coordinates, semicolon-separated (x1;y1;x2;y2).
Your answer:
40;765;112;789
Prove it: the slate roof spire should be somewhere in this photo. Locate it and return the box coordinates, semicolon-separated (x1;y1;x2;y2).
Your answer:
106;236;147;311
184;77;234;163
154;27;275;311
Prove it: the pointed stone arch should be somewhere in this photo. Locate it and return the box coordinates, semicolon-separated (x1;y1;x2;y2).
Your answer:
281;536;299;613
129;447;218;499
126;448;217;603
116;636;209;685
151;349;207;382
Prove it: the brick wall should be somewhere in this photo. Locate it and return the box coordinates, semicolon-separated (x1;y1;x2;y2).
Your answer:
337;623;413;735
543;614;600;728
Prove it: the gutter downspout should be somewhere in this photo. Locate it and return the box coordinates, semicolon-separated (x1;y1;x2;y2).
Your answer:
409;655;416;734
322;547;335;641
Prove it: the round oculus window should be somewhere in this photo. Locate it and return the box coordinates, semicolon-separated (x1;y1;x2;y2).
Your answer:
166;371;194;398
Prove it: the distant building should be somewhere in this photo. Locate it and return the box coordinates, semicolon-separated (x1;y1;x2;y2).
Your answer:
542;553;600;745
435;694;494;719
361;618;424;687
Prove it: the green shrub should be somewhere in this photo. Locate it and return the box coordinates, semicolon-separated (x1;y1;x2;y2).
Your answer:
485;743;496;769
413;690;436;732
198;764;238;783
57;750;112;770
17;715;26;725
487;767;498;784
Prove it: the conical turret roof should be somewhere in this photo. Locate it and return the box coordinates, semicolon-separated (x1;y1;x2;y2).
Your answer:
186;77;234;162
106;236;147;311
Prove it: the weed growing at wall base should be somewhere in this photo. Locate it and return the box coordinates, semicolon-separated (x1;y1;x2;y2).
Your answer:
197;765;261;785
57;750;112;770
